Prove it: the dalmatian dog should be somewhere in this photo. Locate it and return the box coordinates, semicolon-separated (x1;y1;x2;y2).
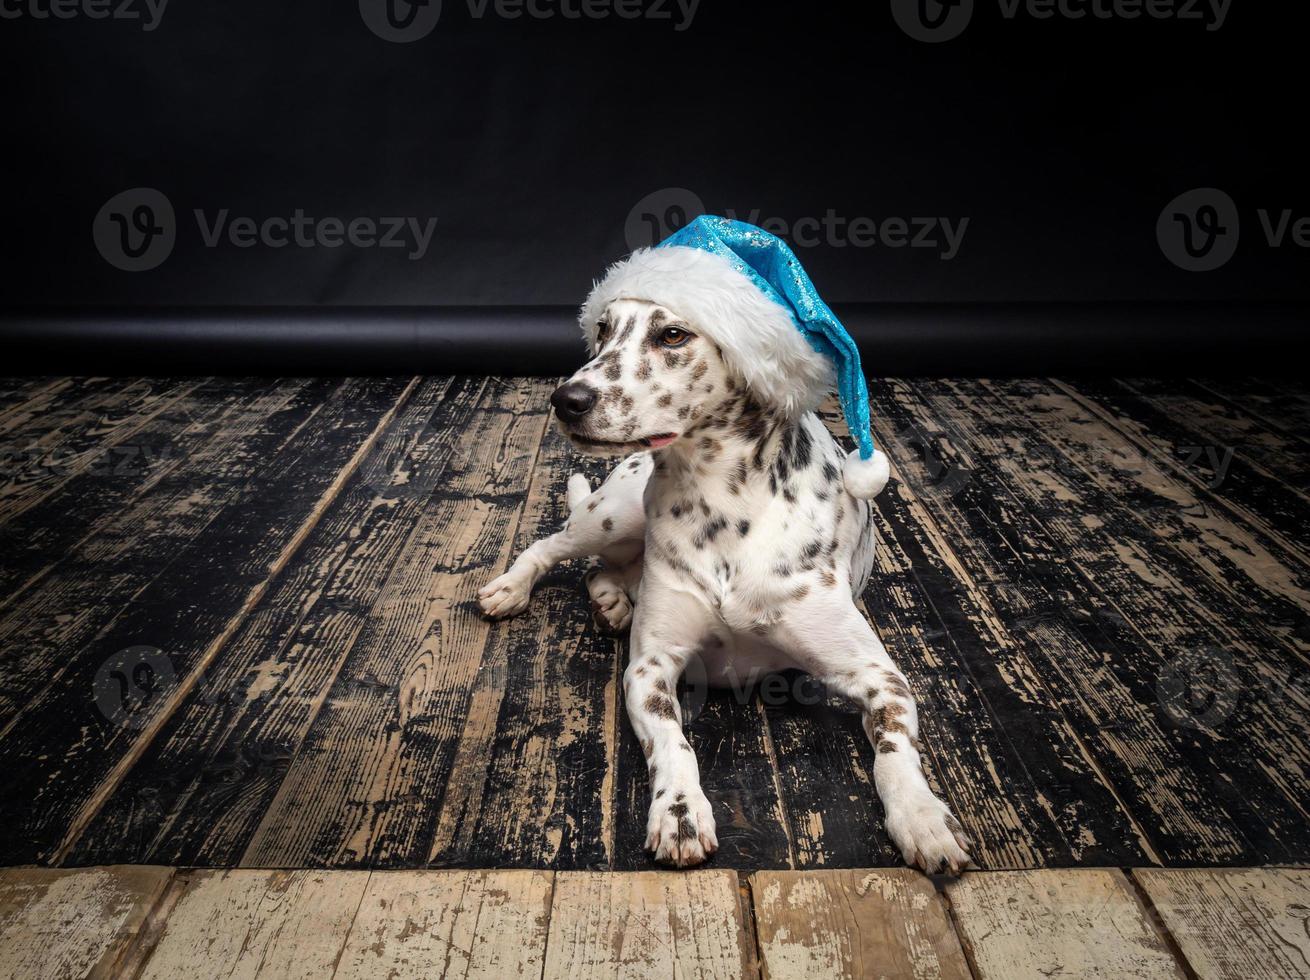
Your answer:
478;245;971;874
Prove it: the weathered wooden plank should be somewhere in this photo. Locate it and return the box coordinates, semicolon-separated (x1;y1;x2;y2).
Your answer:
981;378;1310;856
66;377;480;867
1120;378;1310;493
0;377;283;604
761;667;901;869
875;379;1250;865
0;865;173;980
1062;377;1310;562
336;870;554;979
0;376;199;526
823;400;1142;869
1192;378;1310;445
614;684;797;871
429;422;620;869
1134;868;1310;980
0;377;321;720
751;869;970;979
543;870;752;978
0;377;83;438
238;379;553;868
0;378;414;866
136;870;369;979
945;869;1185;979
932;378;1309;861
1036;378;1310;659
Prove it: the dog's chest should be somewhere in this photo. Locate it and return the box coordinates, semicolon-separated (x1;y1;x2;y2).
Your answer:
644;455;854;631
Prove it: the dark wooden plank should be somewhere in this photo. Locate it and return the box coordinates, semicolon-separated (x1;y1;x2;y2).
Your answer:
613;684;796;871
0;378;85;439
66;377;483;867
0;378;283;603
1192;377;1310;447
957;378;1310;861
878;379;1254;864
1118;378;1310;494
236;379;553;869
761;667;902;869
0;378;414;866
0;379;321;722
428;421;620;870
1062;378;1310;562
821;401;1139;869
0;377;200;527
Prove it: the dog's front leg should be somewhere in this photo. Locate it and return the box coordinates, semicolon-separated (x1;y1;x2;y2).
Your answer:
624;590;718;867
776;594;973;874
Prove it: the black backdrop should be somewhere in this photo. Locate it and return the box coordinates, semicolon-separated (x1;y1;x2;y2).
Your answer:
2;0;1306;371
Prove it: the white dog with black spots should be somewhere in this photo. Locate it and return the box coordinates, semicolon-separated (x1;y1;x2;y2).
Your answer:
479;244;971;874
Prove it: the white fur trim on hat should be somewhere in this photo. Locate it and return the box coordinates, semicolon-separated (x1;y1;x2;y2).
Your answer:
579;246;834;417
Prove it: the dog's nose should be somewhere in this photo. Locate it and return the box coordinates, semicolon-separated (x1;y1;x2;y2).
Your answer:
551;382;598;424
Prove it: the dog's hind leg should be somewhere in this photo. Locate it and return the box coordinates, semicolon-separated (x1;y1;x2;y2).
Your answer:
478;458;647;620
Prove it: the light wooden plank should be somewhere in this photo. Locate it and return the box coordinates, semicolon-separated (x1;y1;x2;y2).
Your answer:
1135;868;1310;979
335;870;553;979
752;869;970;979
137;869;369;980
946;869;1185;979
543;870;752;979
0;865;173;980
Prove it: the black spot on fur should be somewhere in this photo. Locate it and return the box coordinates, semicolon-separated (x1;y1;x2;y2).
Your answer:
668;802;689;818
645;693;678;720
737;519;751;537
602;517;614;531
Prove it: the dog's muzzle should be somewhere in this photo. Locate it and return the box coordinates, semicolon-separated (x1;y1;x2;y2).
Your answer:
551;382;598;425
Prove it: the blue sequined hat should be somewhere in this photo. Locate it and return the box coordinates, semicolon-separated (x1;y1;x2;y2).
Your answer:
580;215;889;498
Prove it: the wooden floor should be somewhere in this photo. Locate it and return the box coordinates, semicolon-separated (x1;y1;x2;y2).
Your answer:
3;865;1309;978
0;376;1308;873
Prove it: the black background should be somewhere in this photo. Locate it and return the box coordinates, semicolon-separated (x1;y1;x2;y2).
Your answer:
2;0;1305;313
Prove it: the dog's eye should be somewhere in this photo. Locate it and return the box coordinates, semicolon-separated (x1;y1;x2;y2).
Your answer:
659;327;692;348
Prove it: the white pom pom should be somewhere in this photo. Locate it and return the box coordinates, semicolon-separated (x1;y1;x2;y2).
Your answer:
843;448;889;499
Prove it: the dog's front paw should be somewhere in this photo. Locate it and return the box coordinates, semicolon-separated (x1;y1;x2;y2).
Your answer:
885;790;973;875
645;786;717;868
590;583;633;633
477;572;531;619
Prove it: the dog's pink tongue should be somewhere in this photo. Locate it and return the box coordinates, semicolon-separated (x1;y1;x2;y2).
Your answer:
646;434;678;449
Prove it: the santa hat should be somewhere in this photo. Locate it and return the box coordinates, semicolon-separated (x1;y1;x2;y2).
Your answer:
579;215;890;499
